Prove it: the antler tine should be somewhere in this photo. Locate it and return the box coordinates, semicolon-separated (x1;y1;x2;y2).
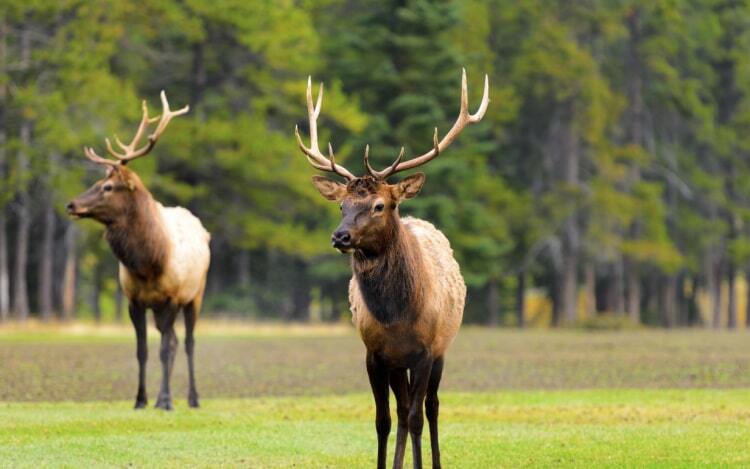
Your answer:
370;68;490;179
294;76;355;181
469;73;490;122
83;146;117;167
104;100;153;161
115;90;189;164
366;145;406;179
82;91;189;168
151;90;189;137
328;143;352;180
364;145;374;176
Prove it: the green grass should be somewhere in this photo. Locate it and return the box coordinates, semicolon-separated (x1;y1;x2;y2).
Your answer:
2;390;750;468
3;325;750;466
4;326;750;401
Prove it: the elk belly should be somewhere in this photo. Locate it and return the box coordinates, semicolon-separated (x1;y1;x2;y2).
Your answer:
160;205;211;305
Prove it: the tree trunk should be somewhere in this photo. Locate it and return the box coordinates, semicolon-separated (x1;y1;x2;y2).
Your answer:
625;259;640;323
38;194;55;321
487;277;500;327
560;103;580;325
662;275;677;328
611;260;625;313
675;272;686;326
115;282;124;322
0;17;8;321
291;259;310;321
550;271;561;327
91;263;102;323
515;271;526;327
237;249;250;287
583;261;595;319
12;24;32;320
624;8;644;324
561;249;578;324
707;253;722;329
0;209;7;321
727;262;737;329
13;120;31;320
684;275;701;326
61;224;77;320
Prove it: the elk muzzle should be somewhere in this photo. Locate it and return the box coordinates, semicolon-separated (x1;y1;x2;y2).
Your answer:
332;228;352;252
66;200;87;218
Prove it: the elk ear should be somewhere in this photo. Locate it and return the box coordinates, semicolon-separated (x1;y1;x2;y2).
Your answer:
393;173;425;201
312;176;347;201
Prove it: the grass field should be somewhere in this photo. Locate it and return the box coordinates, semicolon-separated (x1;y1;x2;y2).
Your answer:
2;323;750;467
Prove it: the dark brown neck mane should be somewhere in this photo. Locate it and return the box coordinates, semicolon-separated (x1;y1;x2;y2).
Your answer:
105;190;169;280
352;215;426;325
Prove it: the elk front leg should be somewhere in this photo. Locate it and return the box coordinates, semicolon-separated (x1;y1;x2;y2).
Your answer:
408;356;433;469
366;352;390;469
128;302;148;409
425;357;444;469
184;302;200;408
389;368;410;469
154;303;179;410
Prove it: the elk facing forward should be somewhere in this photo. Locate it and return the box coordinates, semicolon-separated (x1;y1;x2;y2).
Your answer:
67;92;210;410
296;70;489;468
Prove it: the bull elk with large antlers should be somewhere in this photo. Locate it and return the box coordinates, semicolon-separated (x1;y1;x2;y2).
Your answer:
67;92;210;410
296;69;489;468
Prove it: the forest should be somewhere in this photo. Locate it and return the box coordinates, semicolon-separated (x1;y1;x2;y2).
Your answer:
0;0;748;328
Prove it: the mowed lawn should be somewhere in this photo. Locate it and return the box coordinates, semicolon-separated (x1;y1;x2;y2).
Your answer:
2;391;750;467
2;325;750;467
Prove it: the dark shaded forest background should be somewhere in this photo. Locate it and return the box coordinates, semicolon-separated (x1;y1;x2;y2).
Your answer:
1;0;749;328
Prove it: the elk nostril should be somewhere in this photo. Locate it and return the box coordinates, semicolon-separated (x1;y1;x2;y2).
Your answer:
66;202;75;212
333;230;351;244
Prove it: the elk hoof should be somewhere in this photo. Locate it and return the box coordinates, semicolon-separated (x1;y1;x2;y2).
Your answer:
133;399;148;410
188;393;200;408
155;395;173;411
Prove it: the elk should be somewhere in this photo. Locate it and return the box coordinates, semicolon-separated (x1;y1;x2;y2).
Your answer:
296;69;489;469
66;91;210;411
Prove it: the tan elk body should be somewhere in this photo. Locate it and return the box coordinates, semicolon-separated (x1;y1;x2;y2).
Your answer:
349;216;465;364
115;196;210;308
296;69;488;469
67;92;209;410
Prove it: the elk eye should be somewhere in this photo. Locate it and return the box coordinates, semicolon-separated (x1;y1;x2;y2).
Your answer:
103;183;113;192
374;202;385;212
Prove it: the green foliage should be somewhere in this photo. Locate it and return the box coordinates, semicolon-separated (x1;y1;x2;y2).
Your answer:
3;0;750;324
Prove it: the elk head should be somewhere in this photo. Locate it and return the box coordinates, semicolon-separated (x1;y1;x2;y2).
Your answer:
66;91;189;225
295;69;489;254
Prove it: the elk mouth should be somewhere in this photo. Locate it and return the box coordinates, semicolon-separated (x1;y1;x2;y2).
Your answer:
66;202;89;219
332;239;353;254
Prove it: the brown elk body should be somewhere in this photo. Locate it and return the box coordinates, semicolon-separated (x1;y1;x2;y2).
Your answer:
297;70;488;469
67;92;210;410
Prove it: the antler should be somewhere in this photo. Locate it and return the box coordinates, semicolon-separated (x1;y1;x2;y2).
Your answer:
294;77;355;181
366;68;489;179
83;91;189;167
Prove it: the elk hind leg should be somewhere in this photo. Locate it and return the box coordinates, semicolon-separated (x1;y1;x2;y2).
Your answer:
184;301;200;408
154;303;179;410
390;368;410;469
366;352;390;469
425;356;444;469
129;301;148;409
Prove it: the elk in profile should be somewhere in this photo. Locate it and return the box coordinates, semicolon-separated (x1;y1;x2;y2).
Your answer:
295;69;489;468
66;92;210;410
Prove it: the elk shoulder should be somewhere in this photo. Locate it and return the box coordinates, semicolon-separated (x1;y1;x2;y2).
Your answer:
119;203;210;307
349;216;465;360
